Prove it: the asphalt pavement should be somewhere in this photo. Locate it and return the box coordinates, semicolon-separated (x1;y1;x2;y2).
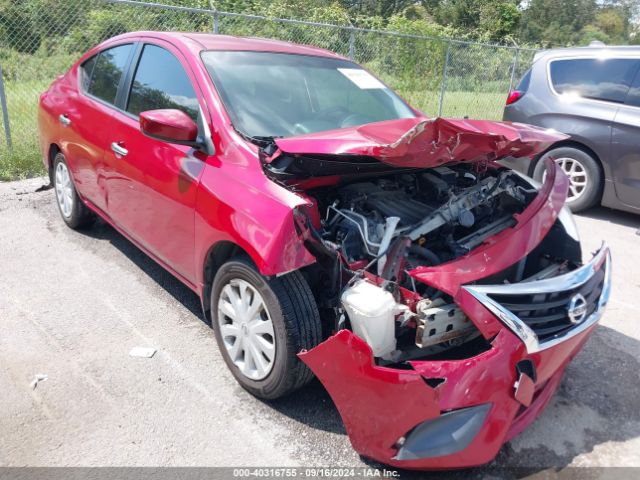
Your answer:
1;177;639;477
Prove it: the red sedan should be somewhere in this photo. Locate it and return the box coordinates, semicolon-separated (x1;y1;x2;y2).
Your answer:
38;31;611;469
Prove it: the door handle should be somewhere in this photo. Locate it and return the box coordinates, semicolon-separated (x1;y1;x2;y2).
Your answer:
111;142;128;157
59;114;71;127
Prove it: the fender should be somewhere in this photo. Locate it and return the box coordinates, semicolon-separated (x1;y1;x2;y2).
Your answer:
193;155;316;287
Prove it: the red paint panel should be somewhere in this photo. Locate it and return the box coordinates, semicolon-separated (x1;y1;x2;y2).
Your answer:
39;62;119;212
274;117;567;168
139;108;198;142
505;368;564;442
298;330;440;462
193;159;317;281
514;372;536;407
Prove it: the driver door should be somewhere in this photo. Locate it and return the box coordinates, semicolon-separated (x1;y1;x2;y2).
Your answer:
103;41;208;283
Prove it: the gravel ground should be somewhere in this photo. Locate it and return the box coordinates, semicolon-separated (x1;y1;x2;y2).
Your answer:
1;177;639;477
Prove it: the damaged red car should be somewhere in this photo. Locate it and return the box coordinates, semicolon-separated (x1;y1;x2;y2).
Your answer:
38;32;611;469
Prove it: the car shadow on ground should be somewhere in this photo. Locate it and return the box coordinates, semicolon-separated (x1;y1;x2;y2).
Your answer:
79;217;203;319
577;206;639;229
266;378;346;435
74;213;639;476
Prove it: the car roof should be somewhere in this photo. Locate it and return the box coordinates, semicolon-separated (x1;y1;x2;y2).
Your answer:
534;45;640;63
106;31;345;60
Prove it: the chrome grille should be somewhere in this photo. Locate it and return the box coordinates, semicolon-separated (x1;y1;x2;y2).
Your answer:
463;245;611;353
487;267;605;341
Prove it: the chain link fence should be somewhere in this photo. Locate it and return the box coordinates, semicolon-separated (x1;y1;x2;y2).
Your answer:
0;0;538;179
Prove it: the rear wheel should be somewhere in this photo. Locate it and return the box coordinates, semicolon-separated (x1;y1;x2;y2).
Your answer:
52;153;94;229
533;146;602;212
210;257;321;399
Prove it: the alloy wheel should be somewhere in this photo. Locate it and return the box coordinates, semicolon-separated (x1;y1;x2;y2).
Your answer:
217;278;276;380
554;157;588;201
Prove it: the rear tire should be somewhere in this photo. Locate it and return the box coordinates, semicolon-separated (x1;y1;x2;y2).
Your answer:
533;146;602;213
211;257;321;400
52;152;94;229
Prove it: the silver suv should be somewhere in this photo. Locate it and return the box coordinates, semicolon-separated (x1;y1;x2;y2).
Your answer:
502;45;640;213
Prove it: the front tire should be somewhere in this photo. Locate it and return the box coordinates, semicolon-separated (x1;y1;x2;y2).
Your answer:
533;147;602;213
52;153;94;229
211;257;321;400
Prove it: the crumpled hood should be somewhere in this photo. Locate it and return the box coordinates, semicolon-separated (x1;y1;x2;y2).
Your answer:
273;117;568;168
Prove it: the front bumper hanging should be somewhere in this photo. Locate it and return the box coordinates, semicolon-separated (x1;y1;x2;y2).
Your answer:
299;245;611;469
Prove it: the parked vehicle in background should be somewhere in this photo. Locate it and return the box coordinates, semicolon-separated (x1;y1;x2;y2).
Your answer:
38;32;611;470
502;44;640;213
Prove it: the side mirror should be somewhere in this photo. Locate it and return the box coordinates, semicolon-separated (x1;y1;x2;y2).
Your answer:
139;109;199;146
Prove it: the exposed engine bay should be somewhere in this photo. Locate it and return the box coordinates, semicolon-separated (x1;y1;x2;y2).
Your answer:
285;161;580;364
320;165;534;276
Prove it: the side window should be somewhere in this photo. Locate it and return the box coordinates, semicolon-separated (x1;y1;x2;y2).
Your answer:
516;68;531;92
87;44;133;104
549;58;639;103
126;44;199;121
624;71;640;107
80;55;97;92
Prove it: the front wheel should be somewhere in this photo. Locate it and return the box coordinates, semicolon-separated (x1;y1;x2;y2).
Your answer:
533;147;602;212
210;257;321;400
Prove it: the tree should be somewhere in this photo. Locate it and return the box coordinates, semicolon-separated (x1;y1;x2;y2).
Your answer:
417;0;520;41
339;0;416;18
519;0;598;46
478;1;520;41
592;7;629;43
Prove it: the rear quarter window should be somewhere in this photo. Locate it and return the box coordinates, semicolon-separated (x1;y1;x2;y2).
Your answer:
79;55;97;92
516;68;531;92
86;43;133;105
549;57;639;103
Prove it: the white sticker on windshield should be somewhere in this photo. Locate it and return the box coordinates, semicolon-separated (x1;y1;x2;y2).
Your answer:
337;68;386;89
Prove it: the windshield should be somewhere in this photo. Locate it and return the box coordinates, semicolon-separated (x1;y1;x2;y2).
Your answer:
201;51;415;139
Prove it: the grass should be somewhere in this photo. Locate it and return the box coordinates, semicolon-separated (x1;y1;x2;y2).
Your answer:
402;90;506;119
1;79;50;181
439;91;507;119
0;82;507;181
0;145;44;181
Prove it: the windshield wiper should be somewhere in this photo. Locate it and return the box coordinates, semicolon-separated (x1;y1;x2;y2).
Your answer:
250;135;283;157
250;135;281;147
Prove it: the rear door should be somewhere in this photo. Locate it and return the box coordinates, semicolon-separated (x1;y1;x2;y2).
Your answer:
63;43;135;211
610;68;640;209
102;40;208;283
